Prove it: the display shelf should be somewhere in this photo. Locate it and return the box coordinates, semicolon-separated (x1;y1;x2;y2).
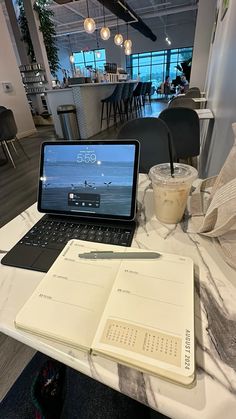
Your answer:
19;63;48;114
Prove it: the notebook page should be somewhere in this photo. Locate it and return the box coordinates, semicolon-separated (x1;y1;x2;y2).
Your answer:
15;240;122;349
92;250;194;383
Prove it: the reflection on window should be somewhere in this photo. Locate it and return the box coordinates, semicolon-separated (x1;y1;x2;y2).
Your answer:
73;49;106;72
127;47;193;87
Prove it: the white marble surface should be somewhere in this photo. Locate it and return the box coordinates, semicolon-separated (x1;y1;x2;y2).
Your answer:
1;174;236;419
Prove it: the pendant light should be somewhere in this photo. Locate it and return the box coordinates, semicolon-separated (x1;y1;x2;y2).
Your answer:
100;1;110;40
124;46;132;56
124;24;132;49
114;18;123;46
68;35;75;63
84;0;96;34
95;29;101;58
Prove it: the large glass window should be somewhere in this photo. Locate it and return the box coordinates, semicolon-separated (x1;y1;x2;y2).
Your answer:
127;47;193;88
73;49;106;72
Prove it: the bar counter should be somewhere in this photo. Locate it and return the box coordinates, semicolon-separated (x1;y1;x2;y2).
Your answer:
46;82;136;139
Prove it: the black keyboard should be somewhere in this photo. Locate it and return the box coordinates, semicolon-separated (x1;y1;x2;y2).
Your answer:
19;218;133;250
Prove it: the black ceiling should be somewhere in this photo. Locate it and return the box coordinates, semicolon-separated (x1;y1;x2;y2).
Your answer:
53;0;157;42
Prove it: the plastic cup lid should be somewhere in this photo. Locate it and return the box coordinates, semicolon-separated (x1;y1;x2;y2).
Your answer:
149;163;198;185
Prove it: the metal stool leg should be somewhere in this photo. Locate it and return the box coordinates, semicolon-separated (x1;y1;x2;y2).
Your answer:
15;137;30;160
100;102;104;129
2;140;16;168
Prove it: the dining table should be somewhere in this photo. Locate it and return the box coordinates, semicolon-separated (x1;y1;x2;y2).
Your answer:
0;174;236;419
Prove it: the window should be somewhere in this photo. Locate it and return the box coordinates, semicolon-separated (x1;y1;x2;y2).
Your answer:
127;47;193;88
73;49;106;72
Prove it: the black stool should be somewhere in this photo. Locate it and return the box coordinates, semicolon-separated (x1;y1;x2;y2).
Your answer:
100;83;124;129
132;82;143;117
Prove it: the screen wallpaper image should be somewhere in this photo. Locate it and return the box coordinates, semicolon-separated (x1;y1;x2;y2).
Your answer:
40;144;136;217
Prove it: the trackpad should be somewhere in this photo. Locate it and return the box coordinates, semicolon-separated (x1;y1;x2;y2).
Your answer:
33;249;60;272
1;244;42;269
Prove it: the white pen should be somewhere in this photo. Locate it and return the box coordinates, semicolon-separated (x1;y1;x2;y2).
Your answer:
78;251;161;259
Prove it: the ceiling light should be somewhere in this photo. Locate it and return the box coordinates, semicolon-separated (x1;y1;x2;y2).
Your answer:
124;23;132;50
84;0;96;34
84;17;96;34
124;39;132;48
114;18;123;46
100;0;110;40
125;47;132;56
114;33;123;46
69;54;75;63
100;26;110;40
165;35;171;45
95;30;101;58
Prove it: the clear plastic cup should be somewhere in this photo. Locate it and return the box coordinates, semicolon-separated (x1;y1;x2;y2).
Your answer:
149;163;198;224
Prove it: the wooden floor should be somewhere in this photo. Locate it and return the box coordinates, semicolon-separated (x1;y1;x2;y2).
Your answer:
0;99;166;400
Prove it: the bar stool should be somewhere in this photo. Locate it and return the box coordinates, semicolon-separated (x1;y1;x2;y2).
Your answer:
100;83;124;129
132;82;143;117
120;82;130;121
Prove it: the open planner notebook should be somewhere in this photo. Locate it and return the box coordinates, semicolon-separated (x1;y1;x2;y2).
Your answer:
15;240;195;387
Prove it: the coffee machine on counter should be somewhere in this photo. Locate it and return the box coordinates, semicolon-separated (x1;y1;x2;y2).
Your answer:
104;63;128;82
117;68;128;81
104;63;118;82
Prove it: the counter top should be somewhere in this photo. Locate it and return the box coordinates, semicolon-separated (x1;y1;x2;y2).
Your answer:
1;174;236;419
46;81;137;92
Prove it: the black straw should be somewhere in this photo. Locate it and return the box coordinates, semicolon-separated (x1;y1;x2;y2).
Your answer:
168;133;175;177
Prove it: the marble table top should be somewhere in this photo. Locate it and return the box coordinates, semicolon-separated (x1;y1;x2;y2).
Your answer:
0;174;236;419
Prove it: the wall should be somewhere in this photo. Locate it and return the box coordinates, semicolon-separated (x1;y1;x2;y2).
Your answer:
203;0;236;177
190;0;216;90
0;4;35;138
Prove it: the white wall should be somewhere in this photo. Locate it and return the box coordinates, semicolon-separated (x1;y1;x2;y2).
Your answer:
0;3;35;138
203;0;236;177
190;0;217;90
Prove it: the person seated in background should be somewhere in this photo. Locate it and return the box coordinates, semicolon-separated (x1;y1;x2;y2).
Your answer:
180;75;189;92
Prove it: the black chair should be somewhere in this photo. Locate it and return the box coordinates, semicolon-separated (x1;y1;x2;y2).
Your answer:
100;83;124;129
185;89;201;98
0;109;30;168
144;82;152;104
127;82;135;116
159;107;200;161
117;117;175;173
168;97;197;110
0;106;7;113
120;82;130;121
189;87;201;93
140;82;147;107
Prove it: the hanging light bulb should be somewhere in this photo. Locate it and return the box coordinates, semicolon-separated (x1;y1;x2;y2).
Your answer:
69;54;75;63
95;29;101;59
84;17;96;34
125;47;132;56
124;24;132;49
100;1;110;40
124;39;132;48
100;26;110;40
114;18;123;46
114;33;123;46
84;0;96;34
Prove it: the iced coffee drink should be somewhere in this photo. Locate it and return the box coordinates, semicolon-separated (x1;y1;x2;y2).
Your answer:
149;163;198;224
